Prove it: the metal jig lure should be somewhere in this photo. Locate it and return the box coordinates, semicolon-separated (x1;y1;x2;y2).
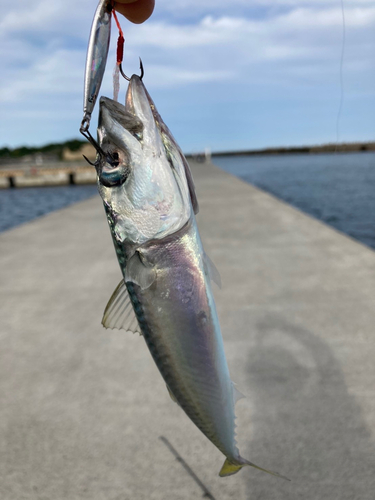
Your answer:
80;0;144;144
80;0;112;135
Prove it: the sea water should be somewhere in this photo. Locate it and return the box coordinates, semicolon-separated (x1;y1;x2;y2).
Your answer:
1;153;374;251
213;152;375;250
0;184;97;233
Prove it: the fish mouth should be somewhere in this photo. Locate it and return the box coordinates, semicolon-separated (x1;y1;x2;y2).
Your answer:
99;74;161;145
99;74;152;131
99;94;143;137
97;81;143;187
124;75;151;119
97;75;163;187
99;74;164;158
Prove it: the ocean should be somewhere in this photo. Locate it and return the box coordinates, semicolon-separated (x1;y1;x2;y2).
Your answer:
213;152;375;250
0;184;98;233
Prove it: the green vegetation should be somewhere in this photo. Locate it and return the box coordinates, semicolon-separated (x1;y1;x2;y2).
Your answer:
0;139;86;160
1;139;374;161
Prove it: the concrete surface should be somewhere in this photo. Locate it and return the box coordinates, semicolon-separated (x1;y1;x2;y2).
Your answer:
1;160;374;499
0;162;96;189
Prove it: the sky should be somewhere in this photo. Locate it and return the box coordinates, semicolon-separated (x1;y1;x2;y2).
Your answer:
0;0;374;153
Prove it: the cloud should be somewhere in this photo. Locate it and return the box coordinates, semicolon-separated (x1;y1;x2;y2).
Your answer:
122;6;375;85
0;0;89;37
156;0;374;10
137;6;375;49
154;0;375;22
0;50;83;102
0;0;374;148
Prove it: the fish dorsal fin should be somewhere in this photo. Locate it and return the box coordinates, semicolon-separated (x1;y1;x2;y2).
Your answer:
102;280;141;334
232;383;245;406
203;252;222;289
125;251;156;290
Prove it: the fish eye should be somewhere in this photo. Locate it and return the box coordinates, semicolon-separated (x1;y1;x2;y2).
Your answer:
100;153;130;187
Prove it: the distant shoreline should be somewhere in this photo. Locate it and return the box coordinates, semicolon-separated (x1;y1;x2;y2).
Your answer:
209;142;375;157
1;140;374;167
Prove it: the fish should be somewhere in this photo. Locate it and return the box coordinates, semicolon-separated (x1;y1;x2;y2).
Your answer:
92;74;289;480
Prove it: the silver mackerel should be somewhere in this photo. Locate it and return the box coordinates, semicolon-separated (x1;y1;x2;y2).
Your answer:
93;75;288;480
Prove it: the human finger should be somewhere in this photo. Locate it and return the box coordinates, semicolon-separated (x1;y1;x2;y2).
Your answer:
114;0;155;24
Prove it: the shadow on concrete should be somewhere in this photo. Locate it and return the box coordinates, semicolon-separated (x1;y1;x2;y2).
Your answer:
244;314;375;499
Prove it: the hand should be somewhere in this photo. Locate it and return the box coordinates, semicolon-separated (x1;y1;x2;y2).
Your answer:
114;0;155;24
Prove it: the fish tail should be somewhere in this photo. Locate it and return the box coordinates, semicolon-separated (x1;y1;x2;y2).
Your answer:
219;458;243;477
219;457;291;481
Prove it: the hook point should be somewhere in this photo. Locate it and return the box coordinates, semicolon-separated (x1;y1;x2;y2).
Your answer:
119;59;144;82
139;58;144;80
83;154;96;166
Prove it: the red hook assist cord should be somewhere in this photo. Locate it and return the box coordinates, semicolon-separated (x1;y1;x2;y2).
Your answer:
112;9;124;66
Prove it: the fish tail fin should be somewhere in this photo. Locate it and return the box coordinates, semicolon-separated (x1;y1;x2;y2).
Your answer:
219;458;244;477
219;457;291;481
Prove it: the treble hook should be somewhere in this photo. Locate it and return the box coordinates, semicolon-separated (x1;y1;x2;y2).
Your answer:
119;58;144;82
81;128;105;158
83;155;96;166
80;128;118;167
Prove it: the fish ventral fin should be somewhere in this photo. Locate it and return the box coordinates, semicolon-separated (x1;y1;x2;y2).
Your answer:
102;279;142;334
219;458;291;481
203;252;222;289
166;385;180;406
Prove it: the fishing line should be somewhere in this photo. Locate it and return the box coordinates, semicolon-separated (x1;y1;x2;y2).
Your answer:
335;0;346;151
321;1;345;222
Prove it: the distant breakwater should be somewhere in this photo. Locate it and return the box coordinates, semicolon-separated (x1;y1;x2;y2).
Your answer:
209;142;375;157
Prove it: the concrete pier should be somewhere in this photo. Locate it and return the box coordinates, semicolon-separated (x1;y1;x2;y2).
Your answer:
1;160;374;499
0;162;96;189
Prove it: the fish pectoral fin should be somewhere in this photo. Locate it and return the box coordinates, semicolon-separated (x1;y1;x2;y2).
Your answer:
166;385;180;406
219;457;291;481
203;252;222;289
125;251;156;290
102;279;142;335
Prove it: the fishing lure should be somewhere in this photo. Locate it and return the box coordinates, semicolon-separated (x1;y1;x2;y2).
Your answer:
80;0;113;135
